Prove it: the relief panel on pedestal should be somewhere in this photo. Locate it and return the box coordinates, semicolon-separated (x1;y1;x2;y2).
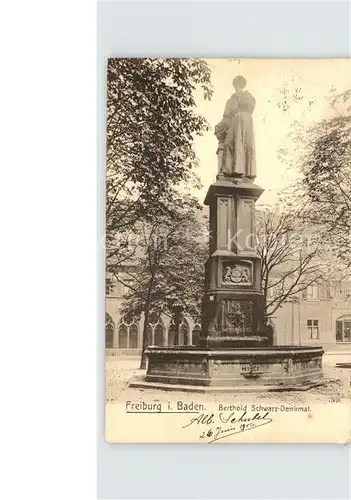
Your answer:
202;296;254;338
221;261;253;286
221;299;253;336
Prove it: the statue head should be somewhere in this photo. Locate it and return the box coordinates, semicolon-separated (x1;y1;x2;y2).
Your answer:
233;75;247;92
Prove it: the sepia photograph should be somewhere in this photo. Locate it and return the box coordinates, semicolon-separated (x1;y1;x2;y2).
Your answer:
105;58;351;443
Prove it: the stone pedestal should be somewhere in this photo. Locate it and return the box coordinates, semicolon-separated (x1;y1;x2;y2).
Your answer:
200;178;267;348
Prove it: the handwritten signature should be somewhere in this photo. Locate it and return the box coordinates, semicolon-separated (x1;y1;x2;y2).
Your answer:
182;411;273;443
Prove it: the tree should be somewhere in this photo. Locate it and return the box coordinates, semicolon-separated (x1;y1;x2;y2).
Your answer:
155;212;208;345
291;89;351;268
256;205;333;316
106;58;213;288
119;197;207;368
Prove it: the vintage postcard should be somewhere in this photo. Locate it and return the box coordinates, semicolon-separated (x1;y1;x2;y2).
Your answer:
105;58;351;443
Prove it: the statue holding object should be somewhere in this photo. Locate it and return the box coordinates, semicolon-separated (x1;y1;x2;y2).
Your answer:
215;75;256;181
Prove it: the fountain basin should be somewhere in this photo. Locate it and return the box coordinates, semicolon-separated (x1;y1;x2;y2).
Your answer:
129;345;324;393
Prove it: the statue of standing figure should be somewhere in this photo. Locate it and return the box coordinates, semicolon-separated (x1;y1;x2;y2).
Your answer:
215;75;256;181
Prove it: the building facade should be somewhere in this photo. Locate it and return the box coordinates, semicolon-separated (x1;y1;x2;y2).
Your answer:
106;278;351;352
270;281;351;351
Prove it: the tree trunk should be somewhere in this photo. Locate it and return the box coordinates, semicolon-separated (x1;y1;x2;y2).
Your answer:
140;307;150;369
173;309;182;346
139;278;154;369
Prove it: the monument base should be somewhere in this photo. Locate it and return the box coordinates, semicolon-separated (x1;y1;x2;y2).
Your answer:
197;336;269;348
129;345;324;393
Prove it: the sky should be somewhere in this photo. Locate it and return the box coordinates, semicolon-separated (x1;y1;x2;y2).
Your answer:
193;58;351;206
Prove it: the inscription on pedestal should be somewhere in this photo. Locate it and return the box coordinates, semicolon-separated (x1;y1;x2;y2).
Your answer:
241;363;261;373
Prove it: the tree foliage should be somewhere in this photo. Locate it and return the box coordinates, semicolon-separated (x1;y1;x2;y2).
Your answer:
295;89;351;267
106;58;213;286
119;198;207;367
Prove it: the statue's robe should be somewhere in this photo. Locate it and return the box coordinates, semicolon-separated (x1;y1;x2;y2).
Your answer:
215;90;256;178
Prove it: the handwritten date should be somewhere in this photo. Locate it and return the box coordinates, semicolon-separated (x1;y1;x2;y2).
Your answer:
182;411;273;443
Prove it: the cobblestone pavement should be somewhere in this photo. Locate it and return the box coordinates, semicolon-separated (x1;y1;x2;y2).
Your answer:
105;354;351;405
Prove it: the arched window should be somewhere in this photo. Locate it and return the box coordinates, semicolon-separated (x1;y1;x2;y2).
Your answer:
168;317;189;346
192;322;201;346
118;315;140;349
118;324;128;348
154;323;164;346
179;317;189;346
336;316;351;343
129;323;139;348
146;312;165;346
167;322;176;346
105;313;115;348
